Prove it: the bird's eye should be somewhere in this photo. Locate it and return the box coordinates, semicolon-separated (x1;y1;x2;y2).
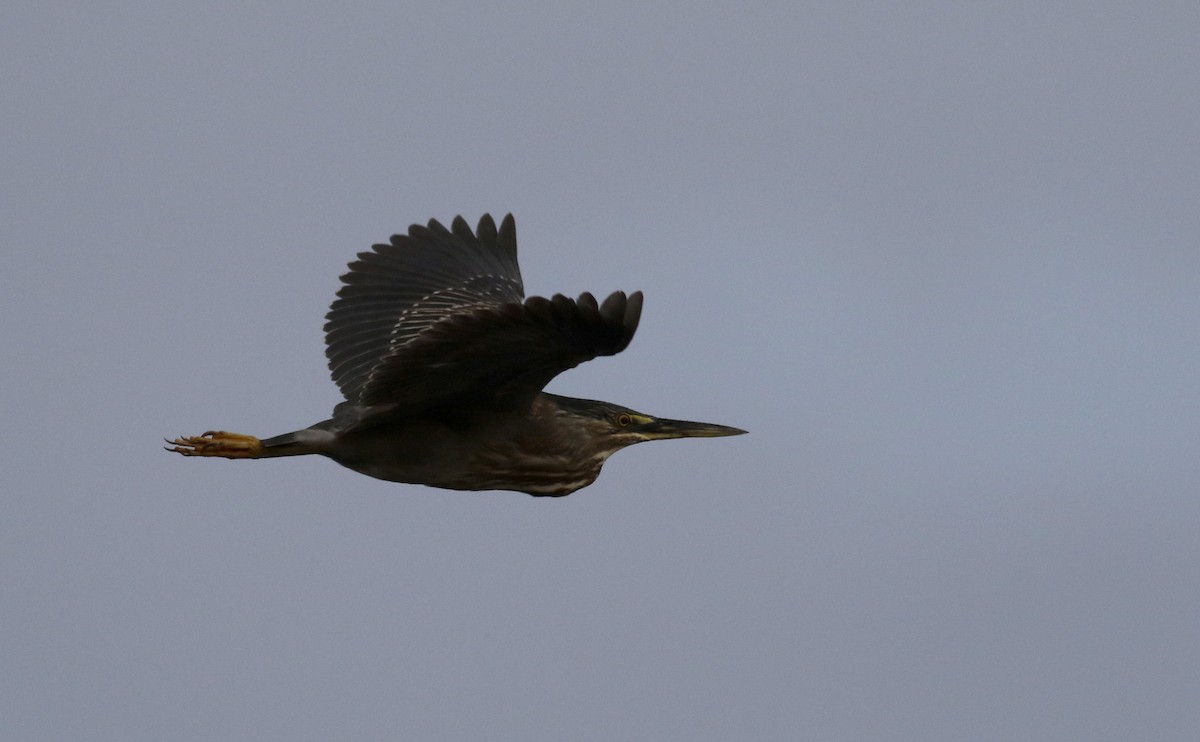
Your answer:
616;413;633;427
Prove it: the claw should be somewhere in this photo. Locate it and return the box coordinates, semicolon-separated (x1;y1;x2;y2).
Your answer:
165;430;264;459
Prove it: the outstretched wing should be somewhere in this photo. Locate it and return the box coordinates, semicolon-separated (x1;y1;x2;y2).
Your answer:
325;213;643;414
359;290;643;411
325;214;524;403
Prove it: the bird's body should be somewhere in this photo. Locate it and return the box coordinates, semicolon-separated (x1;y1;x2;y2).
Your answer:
261;394;619;495
168;215;744;496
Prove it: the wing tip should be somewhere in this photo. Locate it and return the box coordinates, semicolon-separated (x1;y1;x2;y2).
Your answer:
624;290;644;334
474;214;497;245
497;213;516;255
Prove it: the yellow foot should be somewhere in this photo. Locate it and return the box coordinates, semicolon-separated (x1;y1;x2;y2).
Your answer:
166;430;264;459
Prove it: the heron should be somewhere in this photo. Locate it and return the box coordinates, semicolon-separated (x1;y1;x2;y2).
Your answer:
167;214;745;496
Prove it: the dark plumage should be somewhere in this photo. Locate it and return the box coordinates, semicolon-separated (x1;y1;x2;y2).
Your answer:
168;214;744;496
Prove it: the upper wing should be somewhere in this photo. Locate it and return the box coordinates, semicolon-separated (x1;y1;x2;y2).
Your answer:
358;290;643;411
324;214;524;403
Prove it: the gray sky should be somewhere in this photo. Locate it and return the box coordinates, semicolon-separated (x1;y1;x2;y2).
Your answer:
3;2;1199;740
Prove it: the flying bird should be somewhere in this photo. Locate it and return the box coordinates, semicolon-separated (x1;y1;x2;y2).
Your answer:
167;214;745;496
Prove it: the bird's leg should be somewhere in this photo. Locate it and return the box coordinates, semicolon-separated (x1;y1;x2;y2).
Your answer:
166;430;265;459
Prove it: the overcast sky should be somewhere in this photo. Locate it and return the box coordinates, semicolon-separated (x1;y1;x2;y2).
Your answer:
3;3;1199;740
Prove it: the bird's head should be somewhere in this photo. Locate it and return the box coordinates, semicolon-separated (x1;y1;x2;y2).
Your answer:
548;394;747;459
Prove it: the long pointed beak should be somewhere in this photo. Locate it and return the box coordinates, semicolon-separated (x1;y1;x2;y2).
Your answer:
636;417;748;440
